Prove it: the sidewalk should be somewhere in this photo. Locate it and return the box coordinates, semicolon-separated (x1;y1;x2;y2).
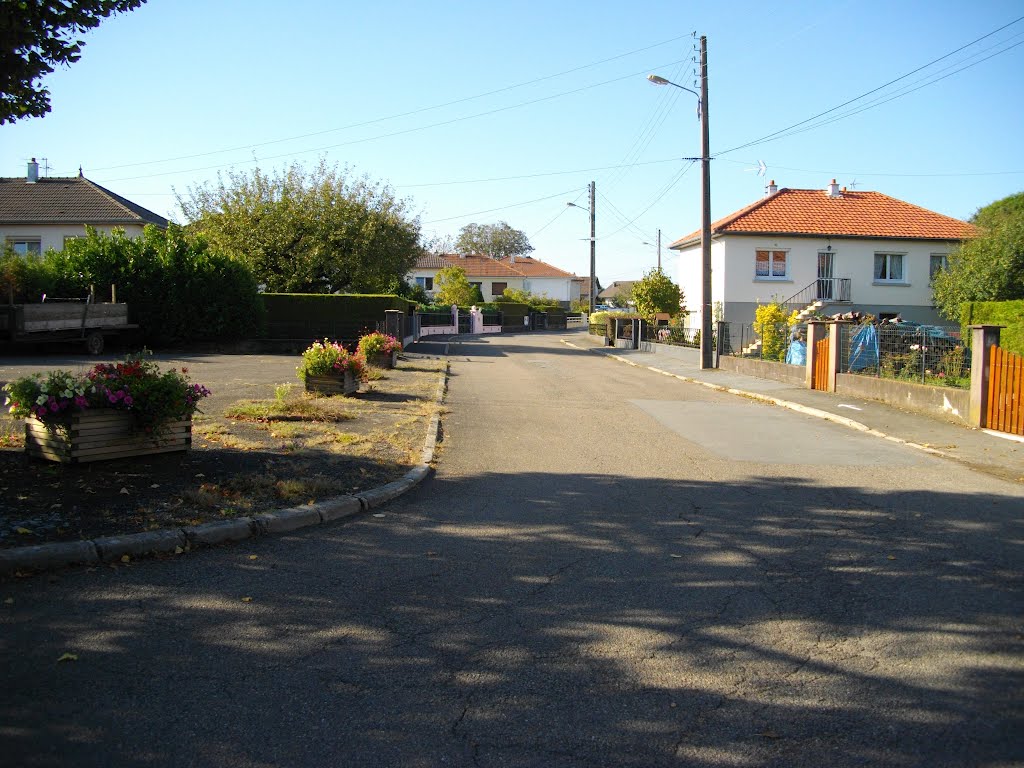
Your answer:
565;334;1024;484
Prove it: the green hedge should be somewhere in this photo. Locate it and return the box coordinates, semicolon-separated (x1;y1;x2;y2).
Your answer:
261;293;415;341
961;300;1024;355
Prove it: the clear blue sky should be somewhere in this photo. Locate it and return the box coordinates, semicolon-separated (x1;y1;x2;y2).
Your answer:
3;0;1022;287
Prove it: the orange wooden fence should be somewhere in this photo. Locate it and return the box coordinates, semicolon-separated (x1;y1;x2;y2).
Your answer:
813;338;829;391
987;345;1024;436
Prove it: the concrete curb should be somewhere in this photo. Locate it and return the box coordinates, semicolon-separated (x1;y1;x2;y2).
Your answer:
562;339;955;462
0;361;451;576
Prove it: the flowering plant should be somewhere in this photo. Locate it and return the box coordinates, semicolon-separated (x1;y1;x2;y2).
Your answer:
357;331;402;357
3;352;211;437
296;339;367;382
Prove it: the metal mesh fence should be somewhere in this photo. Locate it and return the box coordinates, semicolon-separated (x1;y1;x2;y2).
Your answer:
719;322;805;364
840;322;970;388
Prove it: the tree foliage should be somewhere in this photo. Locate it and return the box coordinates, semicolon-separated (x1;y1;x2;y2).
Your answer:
1;0;146;123
434;265;477;307
932;191;1024;320
455;221;534;260
631;268;683;317
177;160;422;294
25;225;264;345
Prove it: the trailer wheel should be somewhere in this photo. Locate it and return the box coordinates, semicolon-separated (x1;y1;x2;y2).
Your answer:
85;332;105;355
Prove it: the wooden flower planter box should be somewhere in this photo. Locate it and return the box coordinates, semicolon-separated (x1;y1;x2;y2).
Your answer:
368;351;398;369
25;411;191;464
304;372;359;396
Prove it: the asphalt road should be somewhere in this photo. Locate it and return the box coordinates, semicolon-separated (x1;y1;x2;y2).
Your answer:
2;333;1022;767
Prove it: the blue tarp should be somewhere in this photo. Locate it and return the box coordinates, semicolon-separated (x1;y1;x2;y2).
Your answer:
785;339;806;366
848;324;879;371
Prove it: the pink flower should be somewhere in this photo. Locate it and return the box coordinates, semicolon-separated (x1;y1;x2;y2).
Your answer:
123;395;134;407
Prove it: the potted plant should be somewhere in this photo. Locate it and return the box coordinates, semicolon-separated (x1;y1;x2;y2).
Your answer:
3;352;211;464
357;331;402;369
297;339;367;395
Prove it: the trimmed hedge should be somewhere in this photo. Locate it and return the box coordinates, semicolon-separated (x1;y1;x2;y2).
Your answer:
961;300;1024;355
261;293;415;341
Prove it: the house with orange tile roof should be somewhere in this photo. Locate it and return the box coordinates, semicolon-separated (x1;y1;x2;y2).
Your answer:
410;253;583;306
1;160;168;256
669;180;974;328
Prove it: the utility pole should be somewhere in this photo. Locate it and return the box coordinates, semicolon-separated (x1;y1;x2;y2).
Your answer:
699;35;713;370
657;228;662;271
589;180;596;315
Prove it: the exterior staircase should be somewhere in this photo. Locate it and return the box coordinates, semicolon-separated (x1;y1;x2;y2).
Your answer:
741;278;851;356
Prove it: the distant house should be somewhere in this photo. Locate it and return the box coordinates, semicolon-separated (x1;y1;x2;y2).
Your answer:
598;280;636;307
669;180;974;328
410;253;583;306
0;159;168;256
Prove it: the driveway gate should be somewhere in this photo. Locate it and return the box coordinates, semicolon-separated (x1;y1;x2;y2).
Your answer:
987;344;1023;436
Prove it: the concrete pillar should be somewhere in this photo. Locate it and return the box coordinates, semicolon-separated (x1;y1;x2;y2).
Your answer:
969;325;1003;428
805;321;827;390
384;310;402;340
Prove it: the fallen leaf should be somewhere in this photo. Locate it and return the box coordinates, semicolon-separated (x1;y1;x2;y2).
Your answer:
372;513;385;518
195;473;206;478
15;527;32;535
241;596;253;603
57;653;79;663
150;484;160;489
670;554;682;559
119;487;130;495
50;503;61;509
120;554;131;563
174;546;184;555
887;555;896;561
757;730;781;740
3;597;13;605
248;555;258;561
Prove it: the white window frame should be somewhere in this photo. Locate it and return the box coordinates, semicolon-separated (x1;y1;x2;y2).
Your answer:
6;238;41;256
754;248;789;280
929;253;948;283
415;276;434;291
873;252;907;284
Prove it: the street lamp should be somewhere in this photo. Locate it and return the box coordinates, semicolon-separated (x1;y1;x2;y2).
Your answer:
566;181;596;315
648;35;713;369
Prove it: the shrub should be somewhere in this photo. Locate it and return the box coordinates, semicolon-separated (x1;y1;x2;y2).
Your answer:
296;339;367;382
4;351;211;437
357;331;402;357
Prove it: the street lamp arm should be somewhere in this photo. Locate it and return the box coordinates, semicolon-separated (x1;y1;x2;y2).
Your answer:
647;74;700;102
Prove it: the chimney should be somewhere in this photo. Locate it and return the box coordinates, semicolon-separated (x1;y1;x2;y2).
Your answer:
826;178;842;198
766;179;778;196
510;253;515;264
27;158;39;183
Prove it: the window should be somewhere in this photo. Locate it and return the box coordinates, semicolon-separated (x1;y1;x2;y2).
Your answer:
929;253;948;281
491;281;507;296
755;249;787;278
6;238;41;256
874;252;905;283
415;276;433;291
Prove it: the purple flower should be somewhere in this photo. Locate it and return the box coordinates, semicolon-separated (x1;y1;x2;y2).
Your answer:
49;401;59;413
123;395;134;407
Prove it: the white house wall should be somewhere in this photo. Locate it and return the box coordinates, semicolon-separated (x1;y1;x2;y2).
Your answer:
522;277;576;302
676;235;958;327
1;223;146;253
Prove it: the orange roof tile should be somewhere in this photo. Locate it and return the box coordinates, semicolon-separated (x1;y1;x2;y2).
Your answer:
502;256;578;278
669;187;974;248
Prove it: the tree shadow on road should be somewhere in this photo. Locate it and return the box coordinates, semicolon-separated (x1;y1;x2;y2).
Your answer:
2;471;1022;767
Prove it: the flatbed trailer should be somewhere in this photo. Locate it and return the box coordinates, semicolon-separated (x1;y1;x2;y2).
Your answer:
0;301;138;355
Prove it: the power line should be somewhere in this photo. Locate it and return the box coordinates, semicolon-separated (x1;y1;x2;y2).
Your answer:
88;35;694;174
395;156;682;189
423;188;580;225
716;15;1024;157
98;60;687;184
725;158;1024;179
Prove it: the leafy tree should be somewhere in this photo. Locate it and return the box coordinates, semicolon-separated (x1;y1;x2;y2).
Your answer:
50;225;264;344
631;268;683;317
178;160;422;294
498;286;532;304
434;265;476;306
1;0;146;123
932;191;1024;320
455;221;534;260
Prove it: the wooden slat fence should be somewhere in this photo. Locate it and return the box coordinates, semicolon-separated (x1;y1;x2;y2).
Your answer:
813;337;829;391
987;345;1023;436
